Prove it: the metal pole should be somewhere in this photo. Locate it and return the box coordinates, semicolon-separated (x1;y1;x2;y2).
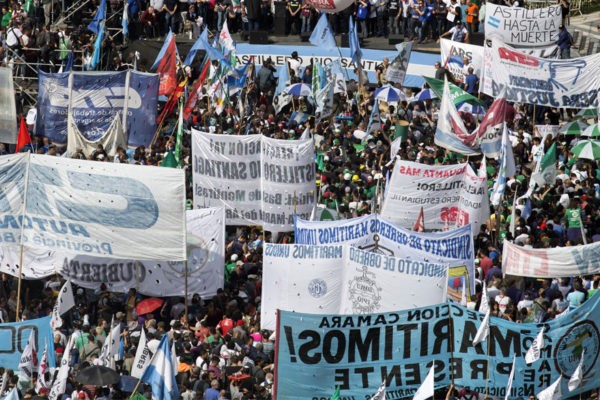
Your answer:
184;260;188;324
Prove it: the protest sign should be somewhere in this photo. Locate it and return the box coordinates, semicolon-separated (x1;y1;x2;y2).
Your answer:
294;215;475;294
482;41;600;108
534;125;560;141
192;132;316;231
0;67;17;144
36;70;159;147
502;240;600;277
440;39;483;83
485;4;561;47
386;42;413;85
261;244;447;329
0;153;186;261
0;317;55;371
0;209;224;298
381;160;468;229
276;296;600;400
457;165;490;230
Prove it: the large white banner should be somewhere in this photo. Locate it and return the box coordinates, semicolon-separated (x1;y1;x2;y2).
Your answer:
0;208;224;298
382;161;468;230
0;153;186;261
0;67;17;144
261;244;448;329
482;41;600;108
192;132;316;231
294;214;476;296
440;39;483;84
485;4;561;47
502;241;600;278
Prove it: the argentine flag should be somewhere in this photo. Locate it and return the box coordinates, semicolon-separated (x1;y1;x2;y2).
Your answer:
140;335;179;400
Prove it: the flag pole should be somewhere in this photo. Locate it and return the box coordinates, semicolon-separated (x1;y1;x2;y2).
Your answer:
128;381;143;398
184;260;188;325
15;152;31;322
485;333;491;396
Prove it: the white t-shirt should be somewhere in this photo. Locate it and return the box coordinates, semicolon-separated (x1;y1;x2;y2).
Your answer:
6;27;23;47
288;57;302;78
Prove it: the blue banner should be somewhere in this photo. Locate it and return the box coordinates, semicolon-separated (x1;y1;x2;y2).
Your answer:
234;44;439;88
277;295;600;400
37;70;158;147
0;317;56;370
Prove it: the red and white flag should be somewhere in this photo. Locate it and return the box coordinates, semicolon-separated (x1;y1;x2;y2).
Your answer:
413;207;425;232
157;35;177;96
18;330;38;379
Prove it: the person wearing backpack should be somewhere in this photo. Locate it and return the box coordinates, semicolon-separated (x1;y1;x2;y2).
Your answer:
556;24;572;59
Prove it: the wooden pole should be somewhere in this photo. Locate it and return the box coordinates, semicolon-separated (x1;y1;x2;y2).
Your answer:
184;260;188;325
15;245;24;322
485;333;491;396
128;380;142;398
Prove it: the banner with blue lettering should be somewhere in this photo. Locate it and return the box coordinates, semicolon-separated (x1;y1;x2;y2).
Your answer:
36;70;159;147
0;317;55;370
482;41;600;108
276;294;600;400
261;244;447;330
294;215;475;296
0;153;186;261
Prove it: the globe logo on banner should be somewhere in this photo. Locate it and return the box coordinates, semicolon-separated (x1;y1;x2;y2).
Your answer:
347;266;381;313
167;235;210;275
308;279;327;298
554;320;600;379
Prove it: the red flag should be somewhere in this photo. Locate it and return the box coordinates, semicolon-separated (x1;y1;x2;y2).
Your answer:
16;116;31;152
157;79;186;123
157;35;177;96
413;207;425;232
183;59;211;120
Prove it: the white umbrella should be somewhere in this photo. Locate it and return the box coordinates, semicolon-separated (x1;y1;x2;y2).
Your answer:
373;84;406;103
284;83;313;97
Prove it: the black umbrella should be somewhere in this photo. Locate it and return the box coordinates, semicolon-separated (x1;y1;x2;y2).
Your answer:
76;366;120;386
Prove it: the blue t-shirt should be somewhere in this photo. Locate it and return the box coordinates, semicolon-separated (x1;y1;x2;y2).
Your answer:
464;73;477;94
460;4;468;23
204;388;220;400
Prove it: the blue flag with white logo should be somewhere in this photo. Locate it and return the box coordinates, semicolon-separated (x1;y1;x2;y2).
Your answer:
309;13;337;50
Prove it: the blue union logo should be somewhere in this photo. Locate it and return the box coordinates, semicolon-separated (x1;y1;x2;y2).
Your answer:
308;279;327;298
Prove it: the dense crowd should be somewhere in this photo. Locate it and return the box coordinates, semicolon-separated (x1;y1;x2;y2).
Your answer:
1;0;600;398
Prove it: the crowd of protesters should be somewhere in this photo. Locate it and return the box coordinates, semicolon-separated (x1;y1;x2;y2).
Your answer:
2;0;600;397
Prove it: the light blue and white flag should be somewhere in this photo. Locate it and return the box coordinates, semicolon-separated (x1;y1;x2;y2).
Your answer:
348;16;362;65
490;124;516;207
140;335;179;400
275;65;288;97
90;22;105;70
366;100;380;138
122;4;128;38
310;13;336;50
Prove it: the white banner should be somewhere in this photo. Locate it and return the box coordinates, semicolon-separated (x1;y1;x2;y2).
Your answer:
192;132;316;231
261;244;448;329
457;166;490;230
381;161;468;230
482;41;600;108
294;214;476;296
0;67;17;144
0;153;186;261
0;208;225;298
502;240;600;278
440;39;483;83
485;4;561;47
535;125;560;141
